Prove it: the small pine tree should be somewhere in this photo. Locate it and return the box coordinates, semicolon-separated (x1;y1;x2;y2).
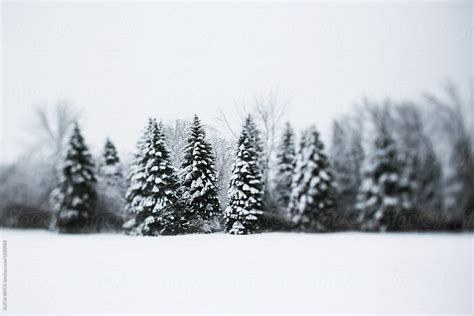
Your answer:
180;115;221;232
124;119;183;236
96;138;125;231
224;126;264;234
101;139;120;168
98;139;124;188
356;117;405;231
274;122;296;211
288;126;336;231
50;122;97;233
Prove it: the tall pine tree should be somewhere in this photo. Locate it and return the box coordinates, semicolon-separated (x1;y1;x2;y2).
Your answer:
274;122;296;212
393;104;443;224
50;122;97;233
288;126;336;231
330;118;364;228
244;115;266;184
180;115;221;232
243;114;270;223
124;118;183;236
224;125;264;234
415;136;443;214
356;112;405;231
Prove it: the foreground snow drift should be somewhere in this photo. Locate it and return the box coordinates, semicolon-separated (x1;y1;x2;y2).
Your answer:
1;229;472;314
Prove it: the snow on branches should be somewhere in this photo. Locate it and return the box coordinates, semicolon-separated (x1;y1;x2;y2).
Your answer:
224;123;264;235
124;118;184;236
288;126;336;231
50;122;97;233
180;115;221;232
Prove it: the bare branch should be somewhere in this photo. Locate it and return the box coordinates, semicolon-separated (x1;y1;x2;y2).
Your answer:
214;109;238;139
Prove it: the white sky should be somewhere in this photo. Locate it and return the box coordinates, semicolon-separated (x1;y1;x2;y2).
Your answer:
1;1;472;162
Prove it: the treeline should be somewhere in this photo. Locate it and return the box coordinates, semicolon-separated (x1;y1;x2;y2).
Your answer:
0;86;472;233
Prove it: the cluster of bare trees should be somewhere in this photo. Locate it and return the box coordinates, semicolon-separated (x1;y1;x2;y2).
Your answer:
330;85;473;230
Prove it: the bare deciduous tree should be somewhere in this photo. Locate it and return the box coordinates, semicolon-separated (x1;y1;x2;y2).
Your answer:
425;84;474;225
207;128;235;209
33;101;80;160
252;90;288;190
0;101;79;227
164;119;191;169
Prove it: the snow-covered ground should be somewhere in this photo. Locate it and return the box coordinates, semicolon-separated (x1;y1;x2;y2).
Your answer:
1;229;472;314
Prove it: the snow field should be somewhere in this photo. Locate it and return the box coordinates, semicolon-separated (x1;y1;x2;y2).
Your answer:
1;229;472;314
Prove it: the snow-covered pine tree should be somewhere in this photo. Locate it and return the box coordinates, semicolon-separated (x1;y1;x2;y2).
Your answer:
180;115;221;232
98;139;124;189
124;118;183;236
123;119;156;235
330;118;364;228
395;143;422;230
274;122;296;211
243;114;272;224
224;125;264;234
288;126;336;231
244;115;266;183
393;104;443;223
146;121;185;235
50;122;97;233
96;138;125;230
100;138;121;174
356;113;405;231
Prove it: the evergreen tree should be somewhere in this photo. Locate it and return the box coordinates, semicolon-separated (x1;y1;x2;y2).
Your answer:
243;114;271;221
274;122;296;211
288;126;336;231
98;139;123;187
330;119;364;228
124;119;183;236
244;115;266;182
390;104;444;229
356;115;405;231
224;125;264;234
50;122;97;233
416;137;443;214
102;139;120;167
180;115;221;232
96;138;125;230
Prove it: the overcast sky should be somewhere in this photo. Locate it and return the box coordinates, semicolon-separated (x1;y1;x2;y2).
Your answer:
1;1;471;163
